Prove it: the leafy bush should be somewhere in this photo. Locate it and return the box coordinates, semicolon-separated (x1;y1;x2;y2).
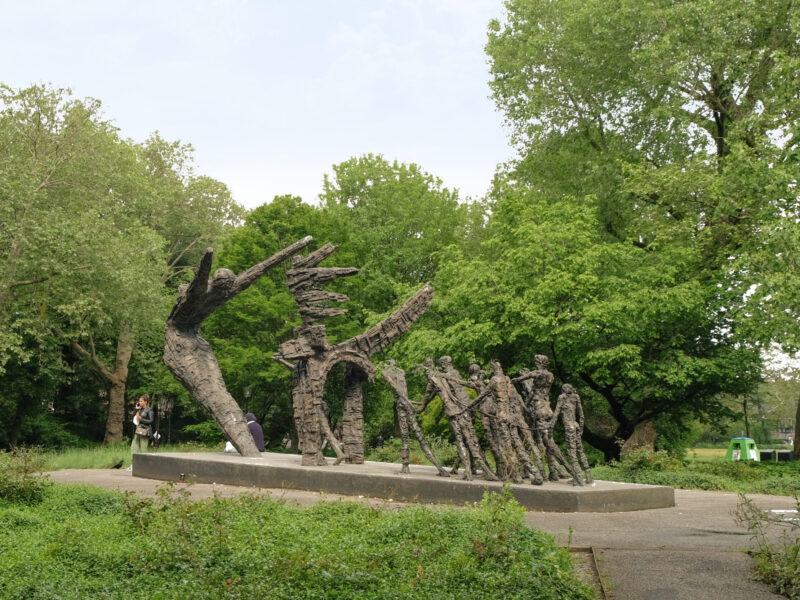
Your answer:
617;448;684;472
594;448;800;496
366;434;459;468
734;494;800;599
182;420;226;445
0;483;597;599
0;447;51;504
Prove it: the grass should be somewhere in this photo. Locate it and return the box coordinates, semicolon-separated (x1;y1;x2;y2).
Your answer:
687;448;727;460
0;478;597;599
42;441;222;471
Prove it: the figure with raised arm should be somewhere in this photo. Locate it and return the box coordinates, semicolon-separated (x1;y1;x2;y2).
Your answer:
418;357;498;481
479;361;544;485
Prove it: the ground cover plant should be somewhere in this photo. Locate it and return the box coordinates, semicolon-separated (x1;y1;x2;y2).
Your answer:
734;494;800;599
593;448;800;496
0;447;50;504
0;479;596;600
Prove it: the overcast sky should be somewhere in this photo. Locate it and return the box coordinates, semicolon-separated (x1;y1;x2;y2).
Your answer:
2;0;510;209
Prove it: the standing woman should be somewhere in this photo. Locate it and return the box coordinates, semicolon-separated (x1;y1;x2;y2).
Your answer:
131;394;154;454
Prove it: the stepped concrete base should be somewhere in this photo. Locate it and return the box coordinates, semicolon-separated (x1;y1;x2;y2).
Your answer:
132;451;674;512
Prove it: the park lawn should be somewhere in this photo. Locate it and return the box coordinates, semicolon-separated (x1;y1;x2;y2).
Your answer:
687;448;727;460
0;482;597;600
42;441;223;471
593;448;800;496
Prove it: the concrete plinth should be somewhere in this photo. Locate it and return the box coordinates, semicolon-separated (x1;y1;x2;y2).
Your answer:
132;451;674;512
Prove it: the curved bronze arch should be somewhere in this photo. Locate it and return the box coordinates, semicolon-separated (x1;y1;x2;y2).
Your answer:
274;241;433;466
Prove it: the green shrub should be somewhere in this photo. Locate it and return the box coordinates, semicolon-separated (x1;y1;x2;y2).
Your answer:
366;434;459;468
0;483;597;599
615;448;684;473
734;494;800;598
0;447;51;504
182;420;226;445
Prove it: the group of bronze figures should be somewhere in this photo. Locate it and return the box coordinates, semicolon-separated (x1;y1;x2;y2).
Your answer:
383;354;593;486
163;236;593;488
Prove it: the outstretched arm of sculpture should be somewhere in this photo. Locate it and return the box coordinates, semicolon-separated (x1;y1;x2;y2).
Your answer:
549;397;563;432
420;381;437;412
442;373;481;391
274;355;296;371
511;371;535;384
343;283;434;357
164;236;313;458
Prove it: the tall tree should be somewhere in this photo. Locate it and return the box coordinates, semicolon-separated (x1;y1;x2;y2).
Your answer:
476;0;800;457
0;85;165;446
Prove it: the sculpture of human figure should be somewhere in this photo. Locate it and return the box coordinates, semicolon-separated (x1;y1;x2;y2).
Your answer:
382;360;449;477
474;361;544;485
551;383;593;486
513;355;573;482
438;356;501;480
507;379;547;479
467;362;507;479
418;357;498;481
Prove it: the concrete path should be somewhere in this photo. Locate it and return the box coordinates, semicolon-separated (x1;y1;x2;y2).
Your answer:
47;469;795;599
525;488;795;599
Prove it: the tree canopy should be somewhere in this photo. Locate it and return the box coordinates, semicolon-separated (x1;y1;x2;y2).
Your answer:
3;1;798;459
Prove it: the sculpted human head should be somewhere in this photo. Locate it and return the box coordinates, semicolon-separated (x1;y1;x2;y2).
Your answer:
438;355;453;369
534;355;549;370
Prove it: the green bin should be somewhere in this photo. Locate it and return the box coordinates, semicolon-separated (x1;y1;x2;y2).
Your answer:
724;437;760;461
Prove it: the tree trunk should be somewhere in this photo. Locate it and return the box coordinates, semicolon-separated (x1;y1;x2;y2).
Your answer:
65;325;134;444
8;395;33;448
743;395;751;438
582;422;634;462
103;328;134;443
793;396;800;461
164;237;312;457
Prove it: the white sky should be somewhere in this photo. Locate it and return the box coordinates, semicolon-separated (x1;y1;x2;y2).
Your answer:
2;0;511;209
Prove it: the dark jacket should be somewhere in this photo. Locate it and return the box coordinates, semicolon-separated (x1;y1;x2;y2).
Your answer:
245;412;265;451
136;406;154;436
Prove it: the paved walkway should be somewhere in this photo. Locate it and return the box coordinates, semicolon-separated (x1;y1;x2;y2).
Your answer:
48;469;796;599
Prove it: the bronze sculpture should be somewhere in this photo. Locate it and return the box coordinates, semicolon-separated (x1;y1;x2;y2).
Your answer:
514;355;573;482
382;360;449;476
273;243;433;466
551;383;593;486
419;357;498;481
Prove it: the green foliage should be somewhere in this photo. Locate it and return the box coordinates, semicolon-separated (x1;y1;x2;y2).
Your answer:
0;483;596;599
595;449;800;495
182;421;227;445
365;434;459;468
0;448;51;504
617;448;685;473
734;494;800;598
473;0;800;458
